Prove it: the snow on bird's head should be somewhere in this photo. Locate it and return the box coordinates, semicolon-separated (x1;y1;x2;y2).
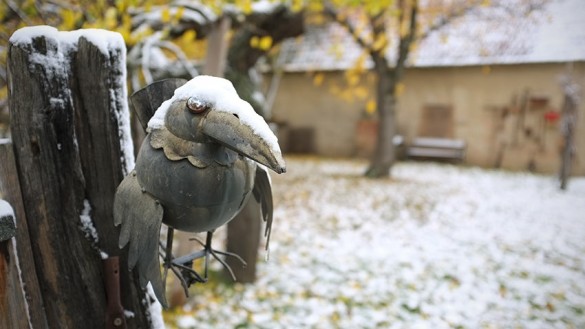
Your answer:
147;75;280;153
148;75;238;130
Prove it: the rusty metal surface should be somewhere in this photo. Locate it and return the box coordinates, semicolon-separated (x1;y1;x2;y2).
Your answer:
104;257;126;329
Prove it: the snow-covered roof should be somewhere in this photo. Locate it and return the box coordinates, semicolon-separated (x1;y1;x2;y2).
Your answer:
278;0;585;71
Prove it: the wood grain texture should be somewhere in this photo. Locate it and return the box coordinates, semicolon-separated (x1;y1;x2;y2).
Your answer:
0;142;44;328
8;31;149;328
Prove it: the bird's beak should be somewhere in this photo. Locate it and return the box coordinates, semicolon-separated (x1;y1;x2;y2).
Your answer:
200;110;286;174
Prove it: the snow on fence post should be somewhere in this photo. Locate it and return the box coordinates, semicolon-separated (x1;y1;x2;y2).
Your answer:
0;199;29;328
0;198;28;329
7;26;152;328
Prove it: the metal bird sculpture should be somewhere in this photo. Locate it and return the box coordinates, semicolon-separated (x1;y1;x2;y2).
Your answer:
113;76;286;307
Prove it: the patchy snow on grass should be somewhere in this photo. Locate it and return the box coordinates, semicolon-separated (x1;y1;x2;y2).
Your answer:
165;157;585;329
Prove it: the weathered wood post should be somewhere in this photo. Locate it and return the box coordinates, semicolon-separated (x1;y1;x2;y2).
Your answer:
7;26;155;328
1;139;48;328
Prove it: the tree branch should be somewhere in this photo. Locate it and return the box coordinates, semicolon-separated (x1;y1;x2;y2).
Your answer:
1;0;33;25
323;4;372;52
395;1;418;75
418;0;482;41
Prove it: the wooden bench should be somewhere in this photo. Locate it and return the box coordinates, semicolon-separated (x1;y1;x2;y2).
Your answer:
406;137;466;162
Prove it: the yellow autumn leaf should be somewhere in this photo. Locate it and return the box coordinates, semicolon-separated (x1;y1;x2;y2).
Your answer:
161;7;171;23
181;30;197;42
365;1;383;16
313;73;324;86
292;0;303;12
354;51;369;72
308;2;324;12
258;36;273;51
96;0;106;11
122;10;132;25
116;0;128;13
175;6;185;21
237;0;252;14
482;65;492;75
117;28;131;44
366;99;377;114
372;34;387;52
60;9;79;30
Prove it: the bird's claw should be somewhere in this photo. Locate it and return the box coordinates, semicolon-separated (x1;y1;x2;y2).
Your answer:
159;250;207;299
188;235;247;281
160;230;247;298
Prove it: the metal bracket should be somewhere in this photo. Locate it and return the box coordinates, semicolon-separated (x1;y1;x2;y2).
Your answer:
104;257;127;329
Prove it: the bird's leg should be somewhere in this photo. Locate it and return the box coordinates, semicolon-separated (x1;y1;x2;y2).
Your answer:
159;227;206;297
161;227;174;296
166;230;247;287
188;231;248;281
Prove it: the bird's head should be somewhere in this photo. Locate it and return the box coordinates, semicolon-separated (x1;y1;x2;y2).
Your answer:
147;75;286;174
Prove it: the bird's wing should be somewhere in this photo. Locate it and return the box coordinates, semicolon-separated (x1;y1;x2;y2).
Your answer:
252;165;274;251
113;171;166;307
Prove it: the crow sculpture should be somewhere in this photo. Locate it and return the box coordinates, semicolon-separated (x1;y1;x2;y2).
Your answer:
113;76;285;307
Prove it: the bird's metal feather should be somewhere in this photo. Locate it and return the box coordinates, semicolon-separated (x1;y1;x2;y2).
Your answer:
253;165;273;251
131;78;187;130
113;171;166;307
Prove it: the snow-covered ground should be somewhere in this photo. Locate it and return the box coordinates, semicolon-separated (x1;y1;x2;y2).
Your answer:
165;157;585;329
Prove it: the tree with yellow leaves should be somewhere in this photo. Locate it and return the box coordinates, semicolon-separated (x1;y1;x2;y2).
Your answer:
309;0;549;177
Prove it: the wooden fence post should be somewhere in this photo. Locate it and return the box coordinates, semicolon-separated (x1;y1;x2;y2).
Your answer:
7;26;152;328
1;139;48;329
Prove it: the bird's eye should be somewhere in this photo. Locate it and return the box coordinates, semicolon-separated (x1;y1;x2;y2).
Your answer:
187;97;207;114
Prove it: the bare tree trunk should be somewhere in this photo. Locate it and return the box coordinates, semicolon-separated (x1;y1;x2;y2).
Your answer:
366;66;398;178
559;92;577;190
364;4;416;178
